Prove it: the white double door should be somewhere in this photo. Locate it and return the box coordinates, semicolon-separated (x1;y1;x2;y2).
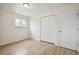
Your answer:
40;15;75;50
41;16;58;45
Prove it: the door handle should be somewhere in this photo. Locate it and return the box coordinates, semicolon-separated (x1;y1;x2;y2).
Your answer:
59;30;62;32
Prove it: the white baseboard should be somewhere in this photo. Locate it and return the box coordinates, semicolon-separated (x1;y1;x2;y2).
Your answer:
0;37;29;46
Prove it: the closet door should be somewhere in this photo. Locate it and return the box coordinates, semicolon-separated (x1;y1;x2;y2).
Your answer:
59;12;75;50
40;17;48;42
75;9;79;52
75;17;79;52
40;15;58;44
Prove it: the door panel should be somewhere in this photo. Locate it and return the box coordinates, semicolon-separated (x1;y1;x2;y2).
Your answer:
40;16;58;44
60;12;75;50
41;17;48;42
75;9;79;51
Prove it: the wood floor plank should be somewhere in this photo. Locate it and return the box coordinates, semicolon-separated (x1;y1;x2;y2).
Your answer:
0;38;78;55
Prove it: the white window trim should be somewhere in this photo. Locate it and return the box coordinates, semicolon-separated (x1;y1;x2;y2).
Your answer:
15;18;27;28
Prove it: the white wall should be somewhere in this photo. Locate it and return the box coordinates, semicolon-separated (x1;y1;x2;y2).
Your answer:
30;15;40;40
0;9;30;45
0;10;2;40
30;5;78;41
30;4;79;51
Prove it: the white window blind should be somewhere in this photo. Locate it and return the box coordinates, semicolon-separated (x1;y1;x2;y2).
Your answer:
15;18;27;28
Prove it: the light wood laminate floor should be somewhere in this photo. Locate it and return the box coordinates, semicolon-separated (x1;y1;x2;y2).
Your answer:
0;38;78;55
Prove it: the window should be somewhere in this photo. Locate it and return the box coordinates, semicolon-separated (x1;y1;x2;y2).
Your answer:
15;18;27;28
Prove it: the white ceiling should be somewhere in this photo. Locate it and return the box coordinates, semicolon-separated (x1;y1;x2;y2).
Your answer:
0;3;79;16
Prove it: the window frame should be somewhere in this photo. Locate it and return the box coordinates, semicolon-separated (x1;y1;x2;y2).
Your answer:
15;18;27;28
